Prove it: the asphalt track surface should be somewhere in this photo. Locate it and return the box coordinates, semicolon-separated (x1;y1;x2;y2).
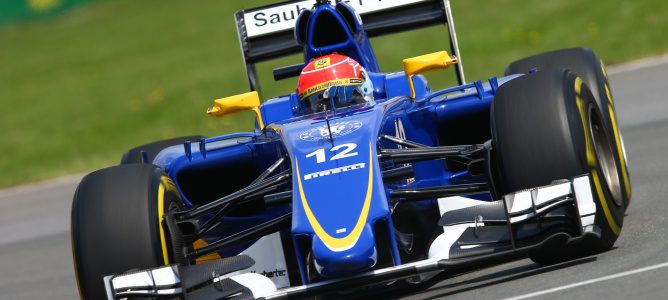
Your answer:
1;56;668;299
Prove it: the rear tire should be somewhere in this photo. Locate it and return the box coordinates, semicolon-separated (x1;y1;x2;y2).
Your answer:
121;135;205;164
71;164;179;299
491;70;625;265
506;48;631;209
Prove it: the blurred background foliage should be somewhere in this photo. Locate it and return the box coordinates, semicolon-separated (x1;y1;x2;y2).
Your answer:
1;0;667;187
0;0;95;25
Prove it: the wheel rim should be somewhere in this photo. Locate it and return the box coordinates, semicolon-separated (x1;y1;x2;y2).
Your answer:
589;107;623;207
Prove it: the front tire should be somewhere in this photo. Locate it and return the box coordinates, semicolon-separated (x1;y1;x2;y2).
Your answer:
506;48;631;209
71;164;179;299
491;70;625;264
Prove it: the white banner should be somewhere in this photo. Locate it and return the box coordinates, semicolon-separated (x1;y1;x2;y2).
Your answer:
243;0;428;38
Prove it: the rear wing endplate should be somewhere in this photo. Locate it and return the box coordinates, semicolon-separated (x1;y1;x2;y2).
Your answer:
235;0;466;91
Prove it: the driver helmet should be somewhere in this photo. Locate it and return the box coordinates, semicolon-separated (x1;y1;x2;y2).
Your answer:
297;53;374;114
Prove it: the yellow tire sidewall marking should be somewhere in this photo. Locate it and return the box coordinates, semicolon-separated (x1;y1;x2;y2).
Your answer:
605;83;613;105
574;78;596;167
608;104;632;199
602;81;630;200
575;76;621;236
591;169;622;236
158;183;170;265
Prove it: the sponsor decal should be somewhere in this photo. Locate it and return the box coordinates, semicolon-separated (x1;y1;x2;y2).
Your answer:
299;120;363;141
298;78;363;99
243;0;428;38
303;162;366;180
241;233;290;288
314;57;331;69
251;269;288;278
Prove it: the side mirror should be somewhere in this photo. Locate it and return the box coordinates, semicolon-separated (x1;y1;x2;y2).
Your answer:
403;51;458;99
207;91;264;128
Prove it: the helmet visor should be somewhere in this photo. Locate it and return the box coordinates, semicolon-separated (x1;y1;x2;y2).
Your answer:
300;84;367;114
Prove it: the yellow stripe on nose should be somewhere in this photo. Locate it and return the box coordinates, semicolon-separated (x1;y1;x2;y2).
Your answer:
296;143;374;252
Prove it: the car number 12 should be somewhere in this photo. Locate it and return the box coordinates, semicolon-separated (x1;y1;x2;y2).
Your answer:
305;143;358;163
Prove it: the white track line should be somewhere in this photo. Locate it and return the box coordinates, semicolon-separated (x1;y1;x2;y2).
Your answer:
0;173;84;199
607;53;668;75
504;261;668;300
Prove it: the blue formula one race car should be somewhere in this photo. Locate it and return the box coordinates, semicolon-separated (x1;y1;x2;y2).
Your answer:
70;0;632;299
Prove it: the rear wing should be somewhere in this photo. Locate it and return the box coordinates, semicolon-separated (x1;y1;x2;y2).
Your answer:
235;0;466;91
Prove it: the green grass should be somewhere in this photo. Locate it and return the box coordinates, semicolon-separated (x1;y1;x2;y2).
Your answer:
0;0;667;187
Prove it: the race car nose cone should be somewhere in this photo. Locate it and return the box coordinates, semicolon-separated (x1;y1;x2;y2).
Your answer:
312;225;377;278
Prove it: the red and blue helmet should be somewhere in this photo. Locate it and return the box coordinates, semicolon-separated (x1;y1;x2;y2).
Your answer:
297;53;374;114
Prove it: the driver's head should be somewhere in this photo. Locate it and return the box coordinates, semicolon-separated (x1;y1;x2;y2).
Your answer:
297;53;373;115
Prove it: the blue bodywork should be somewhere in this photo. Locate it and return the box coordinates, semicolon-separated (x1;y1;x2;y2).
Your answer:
152;2;520;285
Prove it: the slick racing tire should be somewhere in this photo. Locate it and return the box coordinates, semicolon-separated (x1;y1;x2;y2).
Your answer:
71;164;179;299
120;135;205;164
491;69;624;265
506;48;631;210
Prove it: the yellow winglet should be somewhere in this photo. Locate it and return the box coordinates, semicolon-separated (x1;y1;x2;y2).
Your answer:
206;91;264;128
403;51;458;99
206;106;222;115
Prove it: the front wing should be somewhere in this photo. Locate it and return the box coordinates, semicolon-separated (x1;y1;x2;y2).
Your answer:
104;175;599;299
